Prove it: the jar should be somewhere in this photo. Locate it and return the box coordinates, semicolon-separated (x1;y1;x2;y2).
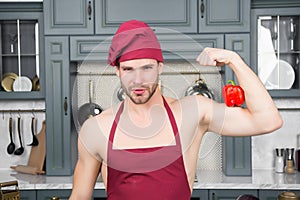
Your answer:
278;191;299;200
285;160;295;174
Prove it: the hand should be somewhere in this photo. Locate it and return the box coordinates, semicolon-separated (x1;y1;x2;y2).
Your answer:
196;47;239;67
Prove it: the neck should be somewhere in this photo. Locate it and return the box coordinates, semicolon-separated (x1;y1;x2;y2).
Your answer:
123;89;164;122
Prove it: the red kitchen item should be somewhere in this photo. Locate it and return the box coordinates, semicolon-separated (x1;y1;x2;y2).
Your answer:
222;80;245;107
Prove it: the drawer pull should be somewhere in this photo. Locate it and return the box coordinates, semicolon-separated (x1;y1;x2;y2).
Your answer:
88;1;92;20
200;0;205;18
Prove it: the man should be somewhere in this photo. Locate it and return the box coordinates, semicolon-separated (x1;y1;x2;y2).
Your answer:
69;20;282;200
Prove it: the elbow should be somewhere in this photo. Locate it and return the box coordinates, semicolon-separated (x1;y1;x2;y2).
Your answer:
264;113;283;133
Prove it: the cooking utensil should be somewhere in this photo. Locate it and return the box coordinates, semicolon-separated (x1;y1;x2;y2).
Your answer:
117;87;125;101
28;117;38;146
6;117;15;154
1;73;18;92
14;117;24;155
185;78;214;99
78;80;102;126
32;22;40;91
13;19;32;92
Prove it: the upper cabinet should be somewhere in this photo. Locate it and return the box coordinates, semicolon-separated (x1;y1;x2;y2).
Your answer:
0;4;44;99
94;0;197;34
44;0;197;35
44;0;94;35
251;6;300;97
198;0;250;33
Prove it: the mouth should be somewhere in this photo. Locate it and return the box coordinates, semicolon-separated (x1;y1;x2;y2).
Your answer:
133;88;146;95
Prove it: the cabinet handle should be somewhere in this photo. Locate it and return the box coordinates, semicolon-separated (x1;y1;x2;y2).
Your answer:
212;192;215;200
64;97;68;116
200;0;205;18
88;1;92;20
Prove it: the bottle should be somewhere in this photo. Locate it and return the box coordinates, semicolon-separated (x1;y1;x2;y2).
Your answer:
285;148;295;174
296;134;300;172
275;148;284;173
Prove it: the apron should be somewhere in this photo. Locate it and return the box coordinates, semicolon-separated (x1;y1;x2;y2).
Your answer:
107;97;191;200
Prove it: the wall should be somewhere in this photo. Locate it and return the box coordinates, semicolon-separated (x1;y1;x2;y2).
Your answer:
252;99;300;170
0;100;45;169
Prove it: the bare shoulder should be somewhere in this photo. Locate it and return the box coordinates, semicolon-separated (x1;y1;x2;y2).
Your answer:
92;102;122;138
164;95;213;114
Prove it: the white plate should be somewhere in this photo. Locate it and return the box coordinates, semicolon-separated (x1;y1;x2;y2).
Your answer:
265;60;295;89
13;76;33;92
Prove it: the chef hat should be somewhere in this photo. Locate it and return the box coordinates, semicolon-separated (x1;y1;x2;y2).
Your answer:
107;20;164;66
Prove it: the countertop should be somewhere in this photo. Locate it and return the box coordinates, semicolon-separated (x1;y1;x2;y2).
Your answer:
0;169;299;190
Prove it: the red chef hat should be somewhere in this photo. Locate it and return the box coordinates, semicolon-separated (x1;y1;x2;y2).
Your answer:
107;20;164;66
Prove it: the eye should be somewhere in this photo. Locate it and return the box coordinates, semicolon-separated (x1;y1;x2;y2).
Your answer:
122;67;133;71
143;65;153;70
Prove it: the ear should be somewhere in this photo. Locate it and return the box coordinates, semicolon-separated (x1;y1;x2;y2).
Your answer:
158;62;164;74
116;66;120;77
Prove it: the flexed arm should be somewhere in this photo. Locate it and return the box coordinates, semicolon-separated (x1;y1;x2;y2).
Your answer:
197;47;283;136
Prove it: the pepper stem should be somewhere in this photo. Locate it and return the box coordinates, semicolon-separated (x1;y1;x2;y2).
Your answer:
227;80;235;85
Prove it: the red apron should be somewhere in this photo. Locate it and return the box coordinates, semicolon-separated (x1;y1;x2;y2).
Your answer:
107;97;191;200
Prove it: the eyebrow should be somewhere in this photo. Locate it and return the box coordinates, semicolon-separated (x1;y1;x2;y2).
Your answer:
120;63;157;69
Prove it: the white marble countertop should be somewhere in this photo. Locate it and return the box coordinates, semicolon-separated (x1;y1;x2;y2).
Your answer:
0;169;299;190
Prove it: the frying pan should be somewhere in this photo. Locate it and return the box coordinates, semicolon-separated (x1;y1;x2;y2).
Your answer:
185;78;214;100
78;80;102;126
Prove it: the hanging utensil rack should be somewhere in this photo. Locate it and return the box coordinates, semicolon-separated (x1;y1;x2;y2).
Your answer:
0;109;45;113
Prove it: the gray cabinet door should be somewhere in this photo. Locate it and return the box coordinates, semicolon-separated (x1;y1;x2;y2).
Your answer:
222;34;252;176
210;189;258;200
45;36;77;175
95;0;197;34
44;0;94;35
198;0;250;33
259;190;300;200
70;34;224;61
37;190;72;200
20;190;36;200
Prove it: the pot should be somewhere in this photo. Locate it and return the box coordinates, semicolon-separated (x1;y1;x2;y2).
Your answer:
78;80;102;126
117;87;125;101
185;78;214;99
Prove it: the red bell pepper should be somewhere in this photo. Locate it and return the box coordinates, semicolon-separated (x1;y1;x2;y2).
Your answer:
222;80;245;107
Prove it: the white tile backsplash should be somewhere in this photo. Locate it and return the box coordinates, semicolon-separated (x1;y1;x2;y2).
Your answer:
252;99;300;170
0;100;45;169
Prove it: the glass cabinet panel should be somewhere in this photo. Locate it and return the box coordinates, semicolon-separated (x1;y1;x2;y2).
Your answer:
0;19;40;92
257;15;299;90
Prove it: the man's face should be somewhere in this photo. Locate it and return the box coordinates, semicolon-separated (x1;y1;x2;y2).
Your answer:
116;59;163;104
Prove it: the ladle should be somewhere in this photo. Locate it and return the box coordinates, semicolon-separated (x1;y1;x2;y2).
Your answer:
7;117;15;154
28;117;38;146
14;117;24;155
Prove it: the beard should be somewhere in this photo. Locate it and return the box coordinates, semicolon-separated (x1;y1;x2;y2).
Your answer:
121;78;159;104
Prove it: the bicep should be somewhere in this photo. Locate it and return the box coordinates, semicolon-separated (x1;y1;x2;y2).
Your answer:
207;101;272;136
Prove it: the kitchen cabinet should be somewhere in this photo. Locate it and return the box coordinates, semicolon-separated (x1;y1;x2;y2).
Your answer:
37;189;71;200
259;190;300;199
222;34;252;176
0;3;45;99
43;0;94;35
209;189;258;200
94;0;197;34
198;0;250;33
44;36;77;175
44;0;197;35
70;34;224;61
20;190;36;200
251;5;300;97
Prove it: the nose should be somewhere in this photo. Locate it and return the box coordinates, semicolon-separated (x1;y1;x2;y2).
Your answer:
132;68;144;84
